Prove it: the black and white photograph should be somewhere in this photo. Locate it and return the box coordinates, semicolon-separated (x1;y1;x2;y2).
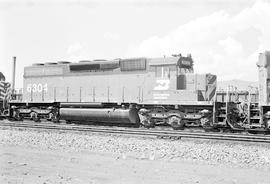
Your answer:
1;0;270;183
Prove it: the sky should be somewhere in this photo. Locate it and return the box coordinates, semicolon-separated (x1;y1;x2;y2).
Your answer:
1;0;270;88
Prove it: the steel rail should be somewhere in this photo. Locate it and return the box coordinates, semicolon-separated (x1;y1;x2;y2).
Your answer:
1;121;270;143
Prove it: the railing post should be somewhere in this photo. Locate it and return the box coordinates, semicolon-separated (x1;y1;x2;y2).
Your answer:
122;86;125;102
66;87;69;102
80;87;82;102
54;87;56;102
93;87;95;102
107;87;110;102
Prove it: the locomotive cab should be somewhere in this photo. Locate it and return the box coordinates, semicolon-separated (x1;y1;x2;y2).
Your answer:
141;54;216;129
147;54;216;104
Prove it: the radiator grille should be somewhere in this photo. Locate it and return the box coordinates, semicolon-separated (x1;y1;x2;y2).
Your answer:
120;58;146;71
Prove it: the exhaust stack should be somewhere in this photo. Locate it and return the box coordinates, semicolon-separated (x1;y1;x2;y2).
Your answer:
12;56;16;94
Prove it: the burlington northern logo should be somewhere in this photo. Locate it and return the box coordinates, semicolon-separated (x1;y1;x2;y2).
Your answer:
154;79;170;90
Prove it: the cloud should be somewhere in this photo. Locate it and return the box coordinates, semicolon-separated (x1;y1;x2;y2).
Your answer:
126;0;270;81
66;42;90;61
103;32;120;41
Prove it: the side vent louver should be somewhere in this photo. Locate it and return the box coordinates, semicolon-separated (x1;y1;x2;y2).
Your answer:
120;58;146;71
70;64;100;71
69;60;120;71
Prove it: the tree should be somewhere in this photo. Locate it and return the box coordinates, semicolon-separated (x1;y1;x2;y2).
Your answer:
0;72;5;81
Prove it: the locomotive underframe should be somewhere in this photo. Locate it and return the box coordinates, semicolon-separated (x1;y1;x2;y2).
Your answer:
8;101;215;129
6;99;270;132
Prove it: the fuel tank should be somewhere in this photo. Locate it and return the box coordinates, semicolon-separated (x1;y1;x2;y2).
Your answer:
60;108;140;124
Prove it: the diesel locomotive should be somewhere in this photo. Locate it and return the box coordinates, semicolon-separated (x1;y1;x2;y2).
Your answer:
7;54;217;129
3;51;270;132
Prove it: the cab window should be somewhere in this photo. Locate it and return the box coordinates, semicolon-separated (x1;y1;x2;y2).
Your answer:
155;66;175;78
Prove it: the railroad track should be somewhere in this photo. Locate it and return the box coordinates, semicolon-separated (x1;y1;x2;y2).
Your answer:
1;120;270;143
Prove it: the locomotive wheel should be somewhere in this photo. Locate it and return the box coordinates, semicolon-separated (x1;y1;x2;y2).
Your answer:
30;111;40;122
142;119;155;128
51;113;60;123
266;119;270;130
138;109;155;128
139;115;154;128
168;116;184;130
47;113;53;121
32;112;40;122
13;110;23;121
52;117;60;123
200;117;209;126
200;116;213;128
66;120;72;124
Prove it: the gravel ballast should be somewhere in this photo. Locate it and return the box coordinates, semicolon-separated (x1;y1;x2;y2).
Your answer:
1;127;270;169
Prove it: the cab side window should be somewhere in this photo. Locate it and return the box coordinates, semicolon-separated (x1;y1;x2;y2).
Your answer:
155;66;174;78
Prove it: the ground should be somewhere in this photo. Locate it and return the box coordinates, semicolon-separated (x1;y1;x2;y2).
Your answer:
1;144;270;184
